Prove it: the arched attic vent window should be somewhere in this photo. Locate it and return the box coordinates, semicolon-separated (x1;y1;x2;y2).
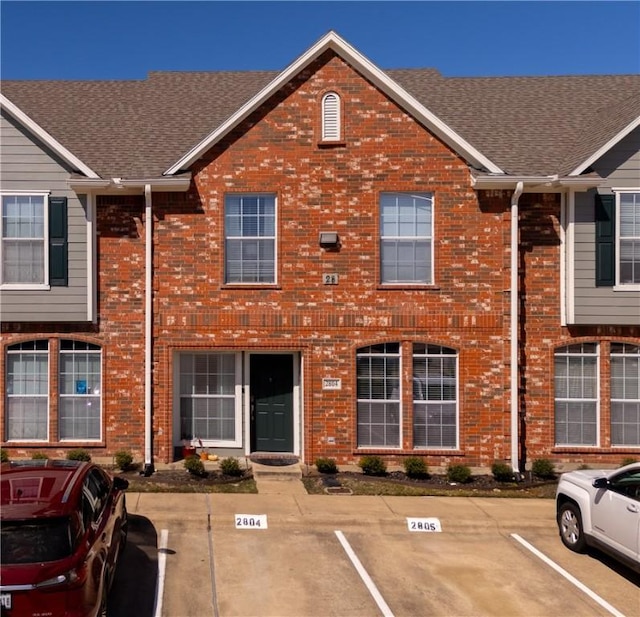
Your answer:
321;92;341;141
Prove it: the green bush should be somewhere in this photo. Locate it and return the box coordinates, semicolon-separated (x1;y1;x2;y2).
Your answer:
31;452;49;460
315;457;338;474
184;455;205;476
491;461;514;483
358;455;387;476
403;456;428;479
114;450;134;471
532;458;555;479
0;448;9;463
66;449;91;462
621;457;638;467
220;457;243;477
447;464;472;484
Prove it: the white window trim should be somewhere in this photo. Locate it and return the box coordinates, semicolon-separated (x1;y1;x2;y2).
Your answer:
0;191;51;290
5;343;50;443
610;343;640;448
174;351;243;448
58;345;103;443
224;193;278;285
380;192;434;286
321;91;341;141
612;188;640;291
554;344;600;448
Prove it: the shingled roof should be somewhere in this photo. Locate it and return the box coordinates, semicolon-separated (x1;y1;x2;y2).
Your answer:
2;34;639;180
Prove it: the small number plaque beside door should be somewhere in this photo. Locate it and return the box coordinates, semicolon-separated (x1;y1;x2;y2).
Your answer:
322;378;342;390
235;514;268;529
323;273;339;285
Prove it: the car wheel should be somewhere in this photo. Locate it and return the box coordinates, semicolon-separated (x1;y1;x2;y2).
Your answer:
558;502;586;552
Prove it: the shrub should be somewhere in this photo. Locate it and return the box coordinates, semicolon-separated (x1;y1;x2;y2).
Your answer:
532;458;555;479
114;450;134;471
491;461;514;483
66;449;91;462
577;464;591;470
621;457;638;467
447;464;472;484
184;455;205;476
403;456;428;479
220;457;243;477
358;455;387;476
0;449;9;463
31;452;49;460
315;457;338;474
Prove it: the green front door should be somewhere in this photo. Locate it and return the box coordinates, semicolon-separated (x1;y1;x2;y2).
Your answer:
250;354;294;452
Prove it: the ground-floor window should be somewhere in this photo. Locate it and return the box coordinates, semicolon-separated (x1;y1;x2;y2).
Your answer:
554;341;640;447
4;339;102;442
356;342;459;450
356;343;401;447
413;344;458;449
179;352;240;446
5;341;49;441
611;343;640;446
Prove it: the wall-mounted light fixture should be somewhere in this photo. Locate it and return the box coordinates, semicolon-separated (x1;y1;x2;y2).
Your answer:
319;231;340;248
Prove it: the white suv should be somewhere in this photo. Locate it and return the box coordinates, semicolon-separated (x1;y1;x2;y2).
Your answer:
556;462;639;573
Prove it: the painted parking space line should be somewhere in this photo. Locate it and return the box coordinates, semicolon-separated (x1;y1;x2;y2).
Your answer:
334;530;395;617
153;528;169;617
511;534;627;617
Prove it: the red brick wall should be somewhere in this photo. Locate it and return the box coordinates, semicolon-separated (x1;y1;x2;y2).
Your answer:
151;53;515;466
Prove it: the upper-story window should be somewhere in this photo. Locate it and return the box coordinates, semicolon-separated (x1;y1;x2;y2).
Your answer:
595;190;640;288
0;193;68;288
321;92;341;141
224;194;276;284
380;192;433;285
619;192;640;285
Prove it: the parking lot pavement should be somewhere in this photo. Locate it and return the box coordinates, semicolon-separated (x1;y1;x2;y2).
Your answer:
120;493;638;617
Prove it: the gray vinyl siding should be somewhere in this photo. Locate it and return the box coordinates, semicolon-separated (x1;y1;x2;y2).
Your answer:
571;127;640;325
0;110;89;322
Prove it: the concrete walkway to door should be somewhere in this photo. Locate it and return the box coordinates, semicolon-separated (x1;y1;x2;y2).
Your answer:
250;459;307;495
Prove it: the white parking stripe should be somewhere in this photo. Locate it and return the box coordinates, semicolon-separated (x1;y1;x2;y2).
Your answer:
334;530;395;617
153;528;169;617
511;534;627;617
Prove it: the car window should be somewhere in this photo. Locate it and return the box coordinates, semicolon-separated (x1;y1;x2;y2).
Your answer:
609;470;640;501
1;518;73;564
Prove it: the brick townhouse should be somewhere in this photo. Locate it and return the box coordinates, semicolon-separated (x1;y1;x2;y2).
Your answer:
1;32;639;473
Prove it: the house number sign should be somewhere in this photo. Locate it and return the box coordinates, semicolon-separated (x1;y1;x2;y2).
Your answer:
322;378;342;390
235;514;268;529
323;273;339;285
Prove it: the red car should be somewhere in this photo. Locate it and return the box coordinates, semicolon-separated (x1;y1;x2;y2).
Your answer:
0;460;129;617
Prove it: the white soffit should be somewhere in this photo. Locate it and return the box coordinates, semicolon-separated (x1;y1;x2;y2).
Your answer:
1;94;100;179
164;31;503;176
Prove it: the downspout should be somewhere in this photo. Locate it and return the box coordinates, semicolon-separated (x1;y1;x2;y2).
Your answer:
143;184;155;476
510;182;524;475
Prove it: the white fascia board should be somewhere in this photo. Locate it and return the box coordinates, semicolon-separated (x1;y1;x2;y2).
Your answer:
471;174;601;191
69;175;191;192
569;115;640;176
1;94;100;179
164;31;503;176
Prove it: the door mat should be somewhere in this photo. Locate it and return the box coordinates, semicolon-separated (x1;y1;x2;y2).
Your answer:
250;455;299;467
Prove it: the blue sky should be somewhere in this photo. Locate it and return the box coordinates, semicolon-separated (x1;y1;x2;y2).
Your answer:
1;1;639;80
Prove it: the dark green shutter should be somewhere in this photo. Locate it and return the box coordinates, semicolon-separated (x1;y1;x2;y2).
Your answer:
595;193;615;287
49;196;68;286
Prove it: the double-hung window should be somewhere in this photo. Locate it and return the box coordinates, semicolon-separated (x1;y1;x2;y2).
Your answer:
1;193;46;286
59;341;102;440
554;343;598;446
412;344;458;449
179;352;241;446
5;341;49;441
611;343;640;446
619;191;640;285
225;194;276;284
356;343;401;448
380;192;433;284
